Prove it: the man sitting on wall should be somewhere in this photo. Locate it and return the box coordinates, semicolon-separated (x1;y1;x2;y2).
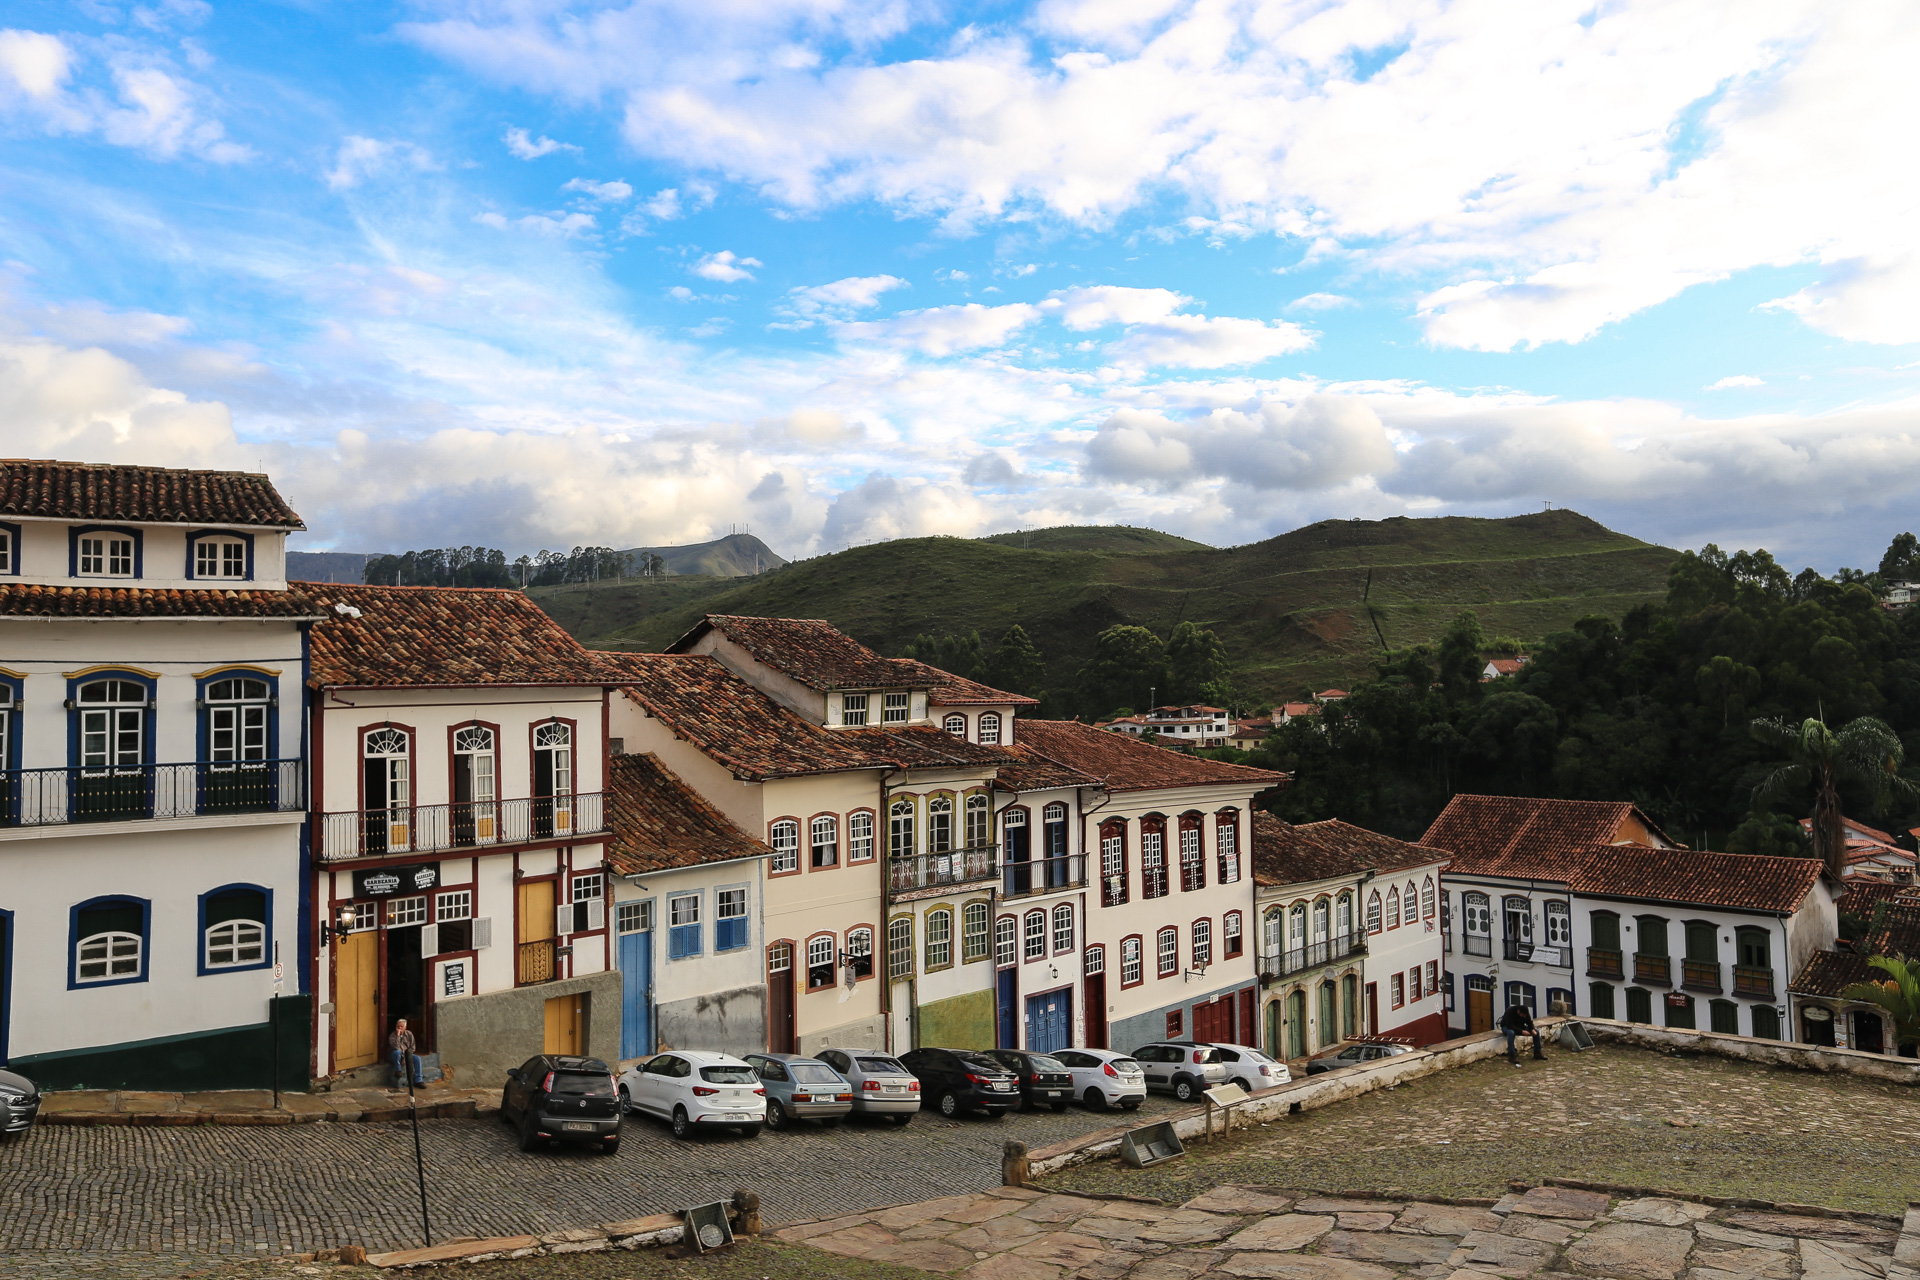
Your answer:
389;1019;424;1087
1499;1003;1544;1066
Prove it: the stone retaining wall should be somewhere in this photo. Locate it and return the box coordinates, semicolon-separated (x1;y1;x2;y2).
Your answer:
1579;1017;1920;1082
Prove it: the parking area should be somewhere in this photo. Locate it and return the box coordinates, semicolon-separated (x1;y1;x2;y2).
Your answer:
0;1093;1180;1260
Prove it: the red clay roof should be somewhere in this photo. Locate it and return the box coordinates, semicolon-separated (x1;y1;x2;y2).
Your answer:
0;583;324;620
0;460;304;528
1567;845;1824;915
1420;795;1667;880
672;615;919;689
1015;719;1287;794
605;752;772;876
1252;812;1449;887
1837;880;1919;915
304;583;606;687
1789;949;1875;999
988;744;1098;793
839;725;1018;771
910;663;1038;707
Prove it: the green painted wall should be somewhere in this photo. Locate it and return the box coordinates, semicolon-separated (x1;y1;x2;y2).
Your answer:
917;989;995;1049
13;996;311;1092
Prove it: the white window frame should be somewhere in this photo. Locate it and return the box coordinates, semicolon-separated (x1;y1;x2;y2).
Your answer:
887;917;913;978
616;900;652;934
715;886;749;951
1121;936;1143;985
196;536;247;580
962;900;990;961
436;890;473;922
1192;919;1211;967
926;908;953;968
1223;911;1242;954
1084;944;1104;976
769;820;800;874
78;534;134;578
1051;902;1074;954
1156;927;1178;977
977;712;1001;745
848;811;875;862
387;895;428;927
882;691;910;724
810;814;839;868
76;930;141;983
943;713;967;738
842;693;869;726
0;527;10;574
1023;909;1046;961
1217;818;1240;882
994;914;1017;967
888;799;916;860
204;918;264;969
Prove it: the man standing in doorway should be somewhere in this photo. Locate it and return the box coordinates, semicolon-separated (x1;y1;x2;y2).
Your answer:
389;1018;423;1087
1499;1002;1543;1066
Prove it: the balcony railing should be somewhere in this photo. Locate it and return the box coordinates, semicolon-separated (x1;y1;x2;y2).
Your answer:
1259;933;1367;981
1002;854;1087;899
1463;934;1491;957
1633;953;1671;986
517;938;556;985
1587;947;1624;979
0;760;303;828
318;793;607;863
1681;959;1722;992
1503;938;1535;962
887;844;997;896
1732;965;1775;998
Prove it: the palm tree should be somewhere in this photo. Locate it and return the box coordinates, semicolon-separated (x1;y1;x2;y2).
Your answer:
1840;955;1920;1055
1749;714;1917;880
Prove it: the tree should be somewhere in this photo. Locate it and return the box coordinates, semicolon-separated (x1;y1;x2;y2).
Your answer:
1840;955;1920;1054
1750;714;1919;880
1436;609;1486;702
1881;532;1920;583
1696;655;1761;728
902;632;985;681
982;624;1047;697
1079;625;1166;719
1723;812;1813;858
1164;621;1232;705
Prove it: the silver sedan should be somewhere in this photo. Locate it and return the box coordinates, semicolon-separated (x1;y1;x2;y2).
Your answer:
814;1047;921;1125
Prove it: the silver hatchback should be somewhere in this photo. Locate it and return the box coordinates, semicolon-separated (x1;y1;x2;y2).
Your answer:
814;1047;921;1125
1131;1042;1229;1101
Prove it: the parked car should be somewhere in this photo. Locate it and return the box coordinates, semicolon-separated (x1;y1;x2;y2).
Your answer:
898;1047;1022;1118
618;1050;766;1139
1191;1042;1292;1093
499;1054;622;1153
983;1049;1075;1112
1052;1048;1147;1111
0;1068;40;1140
814;1048;921;1124
1130;1042;1228;1101
744;1053;853;1129
1305;1041;1414;1075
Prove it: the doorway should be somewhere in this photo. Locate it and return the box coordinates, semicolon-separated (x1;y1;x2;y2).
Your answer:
766;942;795;1054
618;902;653;1060
544;993;584;1054
1004;812;1031;896
1025;988;1071;1053
997;967;1018;1047
336;929;381;1070
1365;981;1380;1035
0;911;12;1064
1466;978;1493;1034
1238;987;1255;1046
1083;971;1107;1049
518;878;558;984
1852;1010;1885;1055
1286;989;1306;1058
385;917;426;1048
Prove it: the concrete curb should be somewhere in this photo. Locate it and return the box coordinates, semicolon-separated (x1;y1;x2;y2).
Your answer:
40;1098;491;1127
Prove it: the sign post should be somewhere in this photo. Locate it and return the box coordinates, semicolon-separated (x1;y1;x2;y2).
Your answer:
271;942;284;1110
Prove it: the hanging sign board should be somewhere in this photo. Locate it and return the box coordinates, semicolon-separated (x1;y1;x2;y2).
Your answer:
1665;992;1690;1008
354;863;439;898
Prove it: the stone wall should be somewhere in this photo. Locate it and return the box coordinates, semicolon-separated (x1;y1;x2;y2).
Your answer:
1579;1016;1920;1083
434;971;623;1083
655;983;767;1057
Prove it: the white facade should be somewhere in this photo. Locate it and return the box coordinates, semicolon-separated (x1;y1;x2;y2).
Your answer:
1362;859;1449;1041
1439;875;1581;1032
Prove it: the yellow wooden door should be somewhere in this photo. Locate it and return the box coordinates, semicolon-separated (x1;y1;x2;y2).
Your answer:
544;993;582;1055
1468;988;1494;1034
518;879;558;984
337;930;381;1069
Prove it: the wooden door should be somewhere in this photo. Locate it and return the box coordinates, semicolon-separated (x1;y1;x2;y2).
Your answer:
518;879;557;984
337;930;381;1069
1467;987;1494;1033
1238;987;1256;1047
544;993;583;1054
1365;981;1379;1035
766;943;795;1054
1084;973;1107;1049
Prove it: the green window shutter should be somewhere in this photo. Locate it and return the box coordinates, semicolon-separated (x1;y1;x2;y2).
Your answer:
1636;916;1668;957
1751;1005;1780;1039
1590;912;1620;950
1685;922;1717;962
1709;1000;1738;1034
1625;987;1652;1023
1589;983;1616;1019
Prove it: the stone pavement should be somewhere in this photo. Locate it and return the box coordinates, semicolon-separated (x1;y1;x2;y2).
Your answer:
37;1084;501;1125
781;1182;1919;1280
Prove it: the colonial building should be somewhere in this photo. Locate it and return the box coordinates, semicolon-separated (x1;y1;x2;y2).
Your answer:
0;461;314;1089
304;584;616;1085
1788;887;1920;1054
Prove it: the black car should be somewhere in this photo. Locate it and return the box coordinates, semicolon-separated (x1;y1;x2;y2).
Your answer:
984;1049;1074;1112
898;1048;1021;1118
499;1054;622;1153
0;1068;39;1139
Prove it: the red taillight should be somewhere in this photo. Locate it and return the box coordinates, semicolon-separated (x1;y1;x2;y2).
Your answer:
1192;1052;1206;1064
965;1073;991;1085
1029;1073;1042;1082
753;1088;766;1096
907;1080;920;1091
1102;1063;1118;1077
836;1093;852;1101
541;1072;555;1092
692;1086;717;1096
862;1080;883;1091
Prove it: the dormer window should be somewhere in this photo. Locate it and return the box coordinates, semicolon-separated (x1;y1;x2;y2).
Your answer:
195;536;247;580
882;692;909;724
842;693;869;726
78;533;134;577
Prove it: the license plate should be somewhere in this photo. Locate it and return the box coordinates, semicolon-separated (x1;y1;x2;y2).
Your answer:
725;1112;754;1121
1045;1091;1064;1098
805;1094;828;1103
992;1082;1012;1090
884;1086;906;1094
564;1122;595;1132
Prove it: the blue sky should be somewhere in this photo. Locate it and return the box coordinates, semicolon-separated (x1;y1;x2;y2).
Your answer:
3;0;1919;570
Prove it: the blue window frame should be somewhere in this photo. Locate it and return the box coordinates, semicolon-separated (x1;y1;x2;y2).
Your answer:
715;886;749;951
70;895;151;989
195;668;278;763
1504;980;1537;1013
667;892;702;960
198;883;272;975
184;529;254;581
65;669;157;768
68;525;142;579
0;521;19;576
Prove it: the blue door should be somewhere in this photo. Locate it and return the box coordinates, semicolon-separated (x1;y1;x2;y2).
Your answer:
1025;989;1070;1053
997;967;1018;1047
617;905;652;1060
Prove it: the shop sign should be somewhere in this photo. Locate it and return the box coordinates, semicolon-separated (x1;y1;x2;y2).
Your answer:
1803;1005;1833;1022
442;959;468;998
1665;992;1690;1007
354;863;439;898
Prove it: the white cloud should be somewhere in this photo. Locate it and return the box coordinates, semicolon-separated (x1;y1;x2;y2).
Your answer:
776;274;908;327
1103;314;1316;369
0;29;72;100
691;250;762;282
1288;293;1354;312
562;178;632;203
1086;397;1393;490
328;136;435;190
0;30;246;162
1046;285;1186;330
503;126;578;159
834;302;1043;355
1707;375;1765;390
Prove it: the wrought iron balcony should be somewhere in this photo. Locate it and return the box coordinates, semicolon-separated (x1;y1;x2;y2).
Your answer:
1586;946;1624;979
1681;959;1723;993
1259;933;1367;981
887;844;997;897
1503;938;1535;962
1002;854;1087;899
0;760;303;828
1633;953;1671;986
318;793;607;863
1732;965;1775;998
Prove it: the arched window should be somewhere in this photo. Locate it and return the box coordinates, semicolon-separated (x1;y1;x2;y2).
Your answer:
886;917;913;979
995;914;1017;966
1215;808;1240;883
1120;936;1143;986
962;901;990;961
206;677;271;764
78;678;147;770
73;896;146;985
1463;892;1491;955
1503;896;1533;952
769;820;800;874
1156;927;1179;977
848;811;875;861
1421;878;1436;920
1736;926;1771;973
532;720;573;836
1312;897;1329;940
978;712;1001;745
1099;821;1128;907
888;798;916;860
927;794;954;853
1051;903;1074;953
810;814;839;867
1192;919;1212;967
362;726;410;855
1404;880;1418;920
965;792;990;849
943;713;967;738
926;908;954;969
807;933;837;989
1263;907;1283;956
1289;902;1307;951
202;885;267;970
1084;945;1104;976
846;926;873;979
1386;887;1400;929
1336;892;1353;936
1178;813;1206;892
1366;891;1382;934
1223;910;1242;958
452;725;495;844
1024;909;1047;960
1140;816;1168;899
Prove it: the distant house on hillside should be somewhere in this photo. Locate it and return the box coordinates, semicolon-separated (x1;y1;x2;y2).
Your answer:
1227;719;1269;751
1797;816;1916;882
1098;705;1232;749
1481;657;1528;681
1314;689;1348;703
1277;702;1322;726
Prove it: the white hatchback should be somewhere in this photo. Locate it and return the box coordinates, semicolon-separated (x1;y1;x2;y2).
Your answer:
1052;1047;1148;1111
1203;1043;1292;1093
619;1050;767;1140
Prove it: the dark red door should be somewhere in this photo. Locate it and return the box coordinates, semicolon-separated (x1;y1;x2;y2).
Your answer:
1085;973;1107;1048
1237;987;1255;1045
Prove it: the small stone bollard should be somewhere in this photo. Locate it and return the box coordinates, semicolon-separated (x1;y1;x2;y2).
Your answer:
732;1188;762;1236
338;1245;367;1265
1003;1140;1030;1187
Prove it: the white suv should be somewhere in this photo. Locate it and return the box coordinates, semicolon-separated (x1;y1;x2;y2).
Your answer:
1052;1048;1148;1111
618;1050;767;1139
1203;1043;1292;1092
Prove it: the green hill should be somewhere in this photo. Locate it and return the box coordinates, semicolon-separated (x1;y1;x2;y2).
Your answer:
549;510;1678;706
976;526;1213;554
619;532;786;577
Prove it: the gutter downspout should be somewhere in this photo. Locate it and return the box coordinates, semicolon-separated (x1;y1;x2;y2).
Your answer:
880;767;903;1053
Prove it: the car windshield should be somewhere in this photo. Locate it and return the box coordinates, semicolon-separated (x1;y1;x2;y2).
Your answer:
699;1065;758;1084
791;1063;841;1085
858;1057;907;1074
550;1072;614;1097
1028;1055;1068;1073
1112;1059;1142;1073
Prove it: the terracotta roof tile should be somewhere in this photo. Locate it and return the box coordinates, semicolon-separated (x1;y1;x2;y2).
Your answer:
1014;718;1287;794
1837;879;1919;916
1420;795;1668;881
988;744;1098;793
906;663;1038;707
1567;845;1825;915
0;459;303;527
0;582;324;619
1865;898;1920;956
838;724;1016;771
671;615;920;690
304;583;606;687
1252;812;1450;887
605;752;772;876
1789;949;1875;999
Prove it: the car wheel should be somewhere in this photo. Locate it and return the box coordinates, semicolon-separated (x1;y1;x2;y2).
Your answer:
498;1089;514;1121
517;1113;544;1153
1237;1077;1256;1094
1051;1101;1069;1113
671;1106;693;1140
1173;1077;1197;1102
888;1113;913;1126
600;1139;620;1156
617;1085;633;1115
738;1124;762;1139
764;1101;786;1130
1083;1087;1108;1111
937;1090;961;1118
